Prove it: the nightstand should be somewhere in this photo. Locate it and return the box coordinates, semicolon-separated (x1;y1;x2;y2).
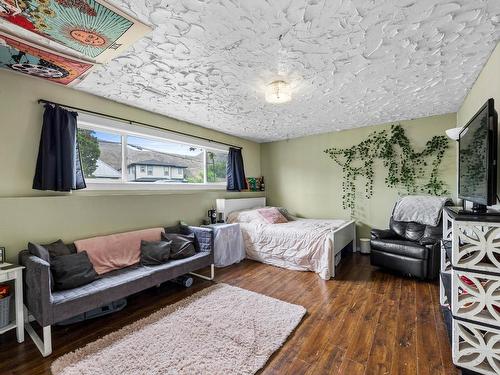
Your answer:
0;263;24;343
204;223;245;267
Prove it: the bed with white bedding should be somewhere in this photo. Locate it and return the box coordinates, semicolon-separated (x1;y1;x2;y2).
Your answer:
217;198;356;279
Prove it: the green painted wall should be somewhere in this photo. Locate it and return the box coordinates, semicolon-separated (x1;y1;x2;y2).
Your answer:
458;42;500;127
261;113;458;239
0;70;262;262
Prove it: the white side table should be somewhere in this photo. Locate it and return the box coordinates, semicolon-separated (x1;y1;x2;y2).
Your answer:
204;223;245;267
0;263;24;343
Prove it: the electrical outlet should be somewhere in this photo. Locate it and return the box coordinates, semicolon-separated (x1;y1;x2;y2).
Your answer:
0;247;5;263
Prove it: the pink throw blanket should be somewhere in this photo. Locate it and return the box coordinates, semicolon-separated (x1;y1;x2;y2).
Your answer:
75;228;164;274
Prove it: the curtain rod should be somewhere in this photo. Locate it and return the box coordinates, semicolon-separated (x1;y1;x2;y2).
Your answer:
37;99;242;150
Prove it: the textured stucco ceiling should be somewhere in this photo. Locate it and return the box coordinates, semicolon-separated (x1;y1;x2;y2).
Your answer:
62;1;500;141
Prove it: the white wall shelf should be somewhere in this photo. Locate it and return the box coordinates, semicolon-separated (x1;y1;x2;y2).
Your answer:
440;208;500;375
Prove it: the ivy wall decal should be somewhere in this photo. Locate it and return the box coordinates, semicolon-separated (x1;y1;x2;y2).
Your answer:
324;124;450;211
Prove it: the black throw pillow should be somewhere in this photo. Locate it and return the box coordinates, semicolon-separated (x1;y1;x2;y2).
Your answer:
140;240;172;266
164;224;201;252
50;251;99;291
164;223;191;235
162;232;196;260
28;241;75;291
28;240;73;261
44;239;73;258
28;242;50;263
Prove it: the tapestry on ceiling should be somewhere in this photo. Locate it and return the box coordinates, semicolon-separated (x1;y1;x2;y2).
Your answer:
0;0;150;63
0;32;93;85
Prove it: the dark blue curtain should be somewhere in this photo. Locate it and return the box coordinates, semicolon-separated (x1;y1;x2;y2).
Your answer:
226;147;246;191
33;104;86;192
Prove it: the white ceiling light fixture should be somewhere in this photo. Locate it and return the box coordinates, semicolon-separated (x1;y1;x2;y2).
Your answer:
265;80;292;104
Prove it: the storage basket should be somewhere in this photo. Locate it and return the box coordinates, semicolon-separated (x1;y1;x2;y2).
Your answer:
0;295;11;328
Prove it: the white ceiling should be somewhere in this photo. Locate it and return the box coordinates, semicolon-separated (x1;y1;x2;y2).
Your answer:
53;1;500;141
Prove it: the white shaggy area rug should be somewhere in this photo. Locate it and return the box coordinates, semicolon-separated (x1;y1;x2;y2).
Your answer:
51;283;306;375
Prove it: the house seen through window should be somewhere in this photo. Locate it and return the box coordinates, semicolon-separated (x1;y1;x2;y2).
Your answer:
77;122;228;187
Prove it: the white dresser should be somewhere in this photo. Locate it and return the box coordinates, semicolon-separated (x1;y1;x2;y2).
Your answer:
440;207;500;375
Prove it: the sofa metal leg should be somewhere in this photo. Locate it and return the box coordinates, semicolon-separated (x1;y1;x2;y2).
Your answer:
24;305;52;357
190;264;215;281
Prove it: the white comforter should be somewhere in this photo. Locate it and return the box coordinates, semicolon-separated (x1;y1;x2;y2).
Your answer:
228;210;346;279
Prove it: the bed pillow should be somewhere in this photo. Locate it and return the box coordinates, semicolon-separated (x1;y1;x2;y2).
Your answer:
264;206;294;221
257;207;288;224
278;208;294;221
227;209;267;224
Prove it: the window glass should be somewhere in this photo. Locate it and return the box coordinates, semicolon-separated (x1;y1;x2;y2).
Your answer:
77;129;122;181
77;120;229;188
206;150;228;183
126;135;204;183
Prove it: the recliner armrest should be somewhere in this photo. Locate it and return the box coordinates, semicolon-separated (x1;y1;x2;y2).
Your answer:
188;226;213;253
371;229;397;240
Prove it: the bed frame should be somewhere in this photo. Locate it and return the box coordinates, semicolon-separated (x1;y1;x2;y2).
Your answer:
215;198;356;278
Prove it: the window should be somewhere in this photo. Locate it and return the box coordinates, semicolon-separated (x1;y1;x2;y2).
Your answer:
206;150;227;183
76;116;229;190
78;128;122;182
126;135;203;183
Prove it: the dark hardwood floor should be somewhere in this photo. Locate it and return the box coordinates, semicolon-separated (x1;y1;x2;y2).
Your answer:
0;253;459;375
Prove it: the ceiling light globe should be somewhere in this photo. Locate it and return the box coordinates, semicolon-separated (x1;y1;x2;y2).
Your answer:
265;80;292;104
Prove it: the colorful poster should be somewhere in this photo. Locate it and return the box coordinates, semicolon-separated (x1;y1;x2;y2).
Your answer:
0;32;93;85
0;0;150;62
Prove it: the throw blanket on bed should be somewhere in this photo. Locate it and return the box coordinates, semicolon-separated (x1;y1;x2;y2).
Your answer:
227;208;348;279
392;195;452;226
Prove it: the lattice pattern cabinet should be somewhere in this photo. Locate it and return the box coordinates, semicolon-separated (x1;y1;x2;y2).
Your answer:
440;207;500;375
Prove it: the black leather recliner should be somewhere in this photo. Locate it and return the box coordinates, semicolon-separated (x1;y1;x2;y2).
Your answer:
370;217;442;280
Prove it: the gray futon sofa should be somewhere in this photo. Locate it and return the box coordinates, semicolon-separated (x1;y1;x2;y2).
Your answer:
19;226;214;356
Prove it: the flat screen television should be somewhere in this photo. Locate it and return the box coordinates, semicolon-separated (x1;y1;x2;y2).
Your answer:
458;98;498;213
